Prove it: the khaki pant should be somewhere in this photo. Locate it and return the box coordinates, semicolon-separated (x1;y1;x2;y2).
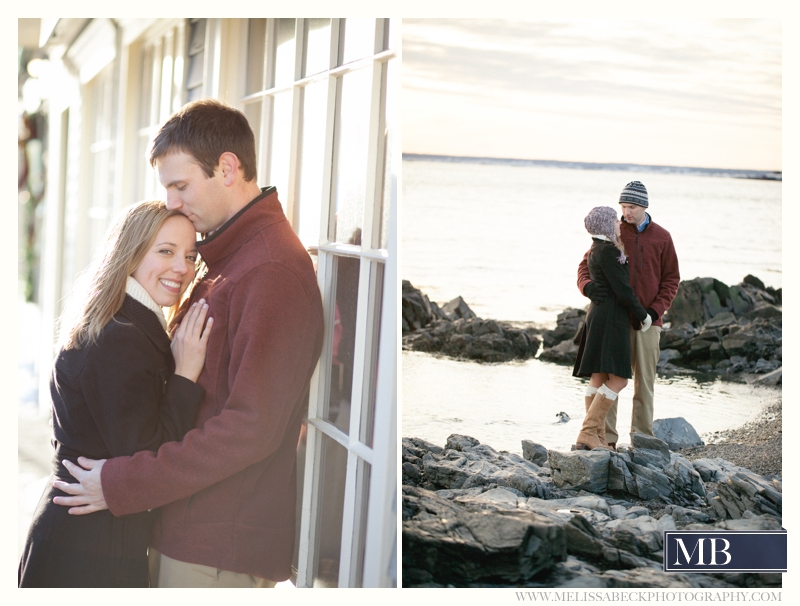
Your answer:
148;549;276;588
605;325;662;443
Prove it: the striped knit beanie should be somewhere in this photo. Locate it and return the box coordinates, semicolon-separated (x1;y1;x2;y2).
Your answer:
619;180;648;207
585;206;627;264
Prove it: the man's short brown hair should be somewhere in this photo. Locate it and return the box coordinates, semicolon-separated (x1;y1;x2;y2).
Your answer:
149;99;258;182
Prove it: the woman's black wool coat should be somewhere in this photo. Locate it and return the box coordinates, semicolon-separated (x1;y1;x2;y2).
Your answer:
18;295;204;587
573;239;648;379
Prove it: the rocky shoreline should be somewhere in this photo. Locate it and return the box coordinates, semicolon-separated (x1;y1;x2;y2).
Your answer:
402;275;781;384
402;402;782;588
402;275;782;588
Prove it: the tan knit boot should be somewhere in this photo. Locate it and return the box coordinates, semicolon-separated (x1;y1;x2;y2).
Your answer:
583;387;609;447
576;391;616;451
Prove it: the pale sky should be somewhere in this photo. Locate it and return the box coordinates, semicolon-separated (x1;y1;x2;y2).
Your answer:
403;19;782;171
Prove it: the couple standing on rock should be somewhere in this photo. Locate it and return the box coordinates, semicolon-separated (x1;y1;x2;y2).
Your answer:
572;181;680;451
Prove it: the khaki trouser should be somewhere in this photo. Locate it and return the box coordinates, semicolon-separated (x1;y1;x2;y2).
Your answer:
148;549;277;588
605;325;662;443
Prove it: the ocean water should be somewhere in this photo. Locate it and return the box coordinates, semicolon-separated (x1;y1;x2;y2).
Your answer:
402;157;782;453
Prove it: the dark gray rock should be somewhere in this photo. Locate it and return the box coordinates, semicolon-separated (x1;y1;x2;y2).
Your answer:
660;276;781;376
630;432;672;467
664;453;707;502
705;311;737;329
654;417;704;450
440;295;477;321
402;435;782;588
402;280;438;334
402;486;567;585
521;440;548;466
608;452;638;495
658;348;682;368
419;435;552;498
601;513;675;557
626;461;673;500
541;308;586;348
548;449;611;492
538;338;580;365
666;278;722;327
691;458;781;520
754;367;782;386
660;323;697;352
401;286;541;362
446;434;481;451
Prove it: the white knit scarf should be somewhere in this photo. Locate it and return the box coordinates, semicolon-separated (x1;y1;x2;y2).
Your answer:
126;276;168;332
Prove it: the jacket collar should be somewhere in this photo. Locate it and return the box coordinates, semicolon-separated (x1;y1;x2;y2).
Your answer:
119;294;172;354
197;186;283;266
621;211;652;233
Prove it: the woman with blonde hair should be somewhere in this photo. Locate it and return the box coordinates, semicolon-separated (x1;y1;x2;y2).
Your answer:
19;200;212;587
572;206;651;451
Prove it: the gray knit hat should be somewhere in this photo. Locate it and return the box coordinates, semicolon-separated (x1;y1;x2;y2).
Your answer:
585;206;627;264
619;181;648;207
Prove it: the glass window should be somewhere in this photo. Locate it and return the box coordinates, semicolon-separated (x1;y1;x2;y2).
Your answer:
268;90;292;210
331;67;372;244
359;262;384;447
351;458;372;587
297;79;327;248
312;434;348;587
239;18;397;588
243;101;262;156
138;45;154;129
304;19;332;77
326;255;360;434
246;19;267;95
340;19;376;65
274;19;297;87
185;19;206;95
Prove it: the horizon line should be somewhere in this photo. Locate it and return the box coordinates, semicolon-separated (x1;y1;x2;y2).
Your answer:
402;152;782;178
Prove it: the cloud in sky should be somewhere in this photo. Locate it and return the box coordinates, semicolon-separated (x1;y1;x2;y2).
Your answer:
403;19;781;171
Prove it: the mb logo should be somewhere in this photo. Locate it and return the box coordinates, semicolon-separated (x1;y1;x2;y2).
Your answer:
664;530;786;573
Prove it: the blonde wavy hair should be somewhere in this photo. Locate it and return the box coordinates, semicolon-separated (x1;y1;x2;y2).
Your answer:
60;201;194;349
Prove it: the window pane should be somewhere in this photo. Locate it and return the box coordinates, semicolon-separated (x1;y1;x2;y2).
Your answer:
186;19;207;95
352;458;371;587
341;19;376;65
185;50;204;90
268;90;292;211
312;433;347;588
246;19;267;95
138;45;154;129
304;19;332;77
134;135;150;201
186;85;203;102
332;68;372;243
327;255;360;434
274;18;297;87
297;79;327;248
243;100;262;158
187;18;205;54
359;262;383;447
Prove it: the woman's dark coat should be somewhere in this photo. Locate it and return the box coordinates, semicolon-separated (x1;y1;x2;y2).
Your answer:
573;239;648;379
18;295;204;587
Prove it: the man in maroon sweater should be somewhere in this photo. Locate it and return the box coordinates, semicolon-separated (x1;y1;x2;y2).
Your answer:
577;181;679;449
53;100;324;587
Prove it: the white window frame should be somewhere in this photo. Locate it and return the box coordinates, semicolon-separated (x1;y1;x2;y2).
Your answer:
234;18;397;588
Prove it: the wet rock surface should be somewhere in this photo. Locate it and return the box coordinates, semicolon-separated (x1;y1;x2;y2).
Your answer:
402;281;542;362
403;408;782;588
402;275;781;380
659;276;781;379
